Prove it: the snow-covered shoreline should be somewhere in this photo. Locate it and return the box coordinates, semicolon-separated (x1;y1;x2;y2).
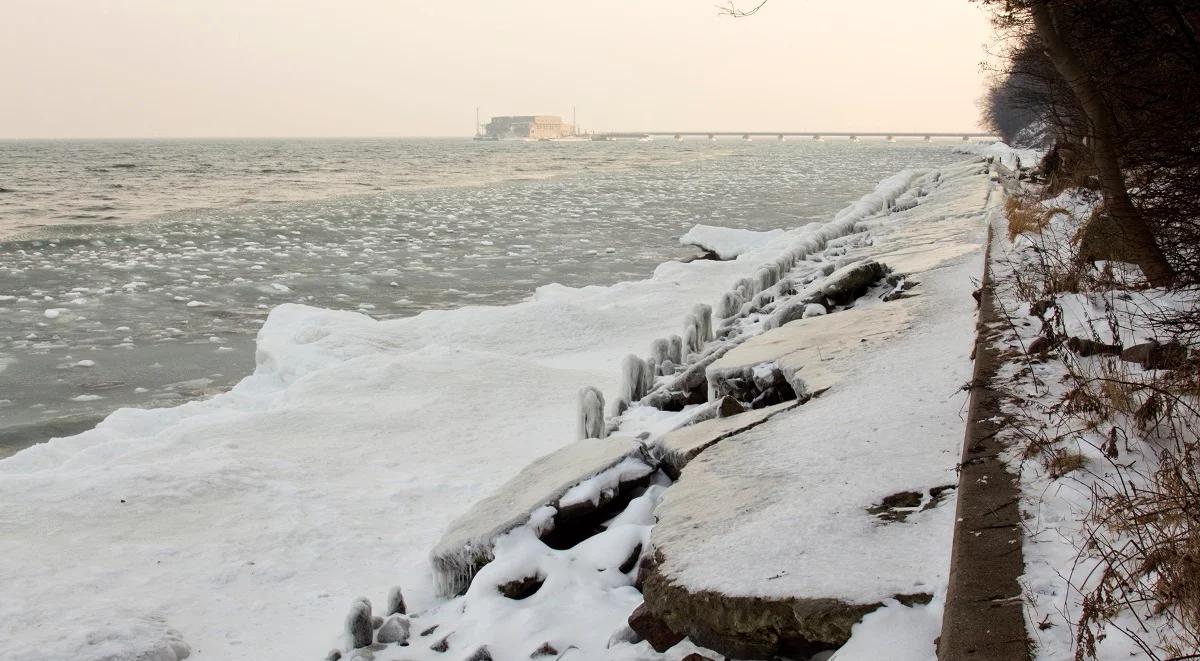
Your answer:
0;156;1002;661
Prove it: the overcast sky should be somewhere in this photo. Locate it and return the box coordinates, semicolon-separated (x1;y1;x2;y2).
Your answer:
1;0;996;139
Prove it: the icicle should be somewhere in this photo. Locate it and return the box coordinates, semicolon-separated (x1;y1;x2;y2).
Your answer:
612;396;630;417
643;359;657;395
735;277;756;301
683;313;701;355
386;585;407;616
668;335;683;365
620;354;647;403
650;338;671;374
345;598;373;649
683;322;699;358
718;291;742;318
693;303;713;343
578;386;607;439
755;266;776;292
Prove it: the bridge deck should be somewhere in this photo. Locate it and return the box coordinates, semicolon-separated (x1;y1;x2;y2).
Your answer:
592;131;994;139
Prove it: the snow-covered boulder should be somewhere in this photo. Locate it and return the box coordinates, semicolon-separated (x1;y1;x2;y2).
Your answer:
430;436;655;596
679;225;785;260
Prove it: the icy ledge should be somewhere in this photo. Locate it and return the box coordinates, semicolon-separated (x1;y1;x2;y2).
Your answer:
679;224;785;260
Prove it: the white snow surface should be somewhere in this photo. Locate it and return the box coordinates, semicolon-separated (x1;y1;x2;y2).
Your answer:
829;594;944;661
678;224;785;259
955;140;1043;171
0;159;993;661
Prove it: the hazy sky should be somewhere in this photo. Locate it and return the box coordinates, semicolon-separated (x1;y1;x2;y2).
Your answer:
1;0;996;139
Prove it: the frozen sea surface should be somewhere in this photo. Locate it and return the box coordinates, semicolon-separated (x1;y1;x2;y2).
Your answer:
0;139;969;454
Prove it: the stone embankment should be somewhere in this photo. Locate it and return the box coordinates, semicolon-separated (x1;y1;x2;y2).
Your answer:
328;158;1012;660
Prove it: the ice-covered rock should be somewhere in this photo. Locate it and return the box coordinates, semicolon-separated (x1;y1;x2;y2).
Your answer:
376;614;410;645
385;585;406;616
620;355;650;404
345;598;373;649
577;386;606;440
430;436;654;596
679;225;785;260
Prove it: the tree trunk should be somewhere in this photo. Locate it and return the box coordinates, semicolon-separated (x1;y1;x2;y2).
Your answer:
1030;0;1175;287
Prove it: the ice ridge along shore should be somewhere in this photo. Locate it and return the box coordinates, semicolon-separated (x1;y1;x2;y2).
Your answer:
0;156;1002;661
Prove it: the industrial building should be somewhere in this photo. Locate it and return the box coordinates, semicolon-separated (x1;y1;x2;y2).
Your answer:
482;115;575;140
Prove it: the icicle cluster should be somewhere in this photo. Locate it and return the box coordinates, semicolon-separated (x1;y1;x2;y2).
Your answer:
620;354;650;404
577;386;607;439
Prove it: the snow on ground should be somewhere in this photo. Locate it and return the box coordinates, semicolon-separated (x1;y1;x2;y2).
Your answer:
991;192;1199;659
0;168;954;660
679;224;785;260
956;141;1043;171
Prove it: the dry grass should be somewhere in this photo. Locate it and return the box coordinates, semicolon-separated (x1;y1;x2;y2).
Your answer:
1047;449;1087;478
1006;195;1053;240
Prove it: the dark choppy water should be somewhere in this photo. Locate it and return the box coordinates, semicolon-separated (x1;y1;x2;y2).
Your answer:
0;138;969;456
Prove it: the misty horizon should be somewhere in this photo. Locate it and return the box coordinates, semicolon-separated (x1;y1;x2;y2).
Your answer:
2;0;996;140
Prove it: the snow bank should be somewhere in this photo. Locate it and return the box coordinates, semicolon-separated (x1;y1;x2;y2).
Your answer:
955;141;1042;171
678;224;785;260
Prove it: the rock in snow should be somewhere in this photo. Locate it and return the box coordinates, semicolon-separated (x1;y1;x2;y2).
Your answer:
376;614;410;645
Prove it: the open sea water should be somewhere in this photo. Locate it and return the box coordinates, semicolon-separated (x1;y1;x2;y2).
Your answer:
0;138;970;456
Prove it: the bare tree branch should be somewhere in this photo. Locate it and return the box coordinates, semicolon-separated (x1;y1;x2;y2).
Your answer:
717;0;769;18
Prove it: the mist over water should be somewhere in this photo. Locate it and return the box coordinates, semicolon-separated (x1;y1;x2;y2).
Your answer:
0;138;969;455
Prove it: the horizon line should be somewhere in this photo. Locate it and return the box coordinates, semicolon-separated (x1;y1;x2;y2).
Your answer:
0;130;989;142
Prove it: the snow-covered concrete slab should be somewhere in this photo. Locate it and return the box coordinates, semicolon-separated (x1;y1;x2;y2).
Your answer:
430;436;653;596
652;400;797;476
708;303;913;401
639;160;997;657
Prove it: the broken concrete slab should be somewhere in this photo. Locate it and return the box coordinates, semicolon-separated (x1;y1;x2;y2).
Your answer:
640;561;931;658
707;303;912;402
652;400;798;477
430;436;653;596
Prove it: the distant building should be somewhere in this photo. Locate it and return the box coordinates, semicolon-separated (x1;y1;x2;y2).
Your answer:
483;115;575;140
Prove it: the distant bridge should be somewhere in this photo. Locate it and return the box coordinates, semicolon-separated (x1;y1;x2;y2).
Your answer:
591;131;996;141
